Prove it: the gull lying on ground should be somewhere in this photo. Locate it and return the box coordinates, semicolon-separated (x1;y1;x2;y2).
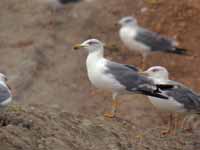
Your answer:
140;66;200;135
73;39;171;118
0;73;12;108
118;16;188;68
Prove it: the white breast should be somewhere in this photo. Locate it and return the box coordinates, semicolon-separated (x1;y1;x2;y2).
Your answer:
119;26;150;55
86;54;124;92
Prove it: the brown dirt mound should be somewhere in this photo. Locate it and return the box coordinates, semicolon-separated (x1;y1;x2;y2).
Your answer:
0;104;199;150
0;104;133;150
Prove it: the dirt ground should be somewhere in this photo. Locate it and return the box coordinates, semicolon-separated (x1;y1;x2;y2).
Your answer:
0;0;200;149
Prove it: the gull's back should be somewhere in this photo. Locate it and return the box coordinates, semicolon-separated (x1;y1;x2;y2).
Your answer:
156;80;200;113
105;60;156;92
135;27;176;51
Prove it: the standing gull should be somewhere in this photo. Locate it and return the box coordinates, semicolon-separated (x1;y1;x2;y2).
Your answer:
73;39;170;118
140;66;200;134
118;16;188;68
0;73;12;108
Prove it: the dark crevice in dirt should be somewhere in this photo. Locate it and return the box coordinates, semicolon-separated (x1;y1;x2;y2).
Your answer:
0;112;33;130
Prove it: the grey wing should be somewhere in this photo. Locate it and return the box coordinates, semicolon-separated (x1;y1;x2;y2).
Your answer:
105;61;158;94
135;28;176;51
164;84;200;112
0;85;11;103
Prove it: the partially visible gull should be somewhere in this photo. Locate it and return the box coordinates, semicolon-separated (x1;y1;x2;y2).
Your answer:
42;0;82;27
140;66;200;135
0;73;12;108
118;16;188;68
73;39;171;118
44;0;82;10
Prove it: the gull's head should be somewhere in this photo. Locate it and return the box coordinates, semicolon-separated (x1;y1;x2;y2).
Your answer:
140;66;169;80
118;16;137;27
73;39;104;53
0;73;8;82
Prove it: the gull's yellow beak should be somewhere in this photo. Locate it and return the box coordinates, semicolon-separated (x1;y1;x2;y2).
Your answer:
138;71;149;77
73;44;84;50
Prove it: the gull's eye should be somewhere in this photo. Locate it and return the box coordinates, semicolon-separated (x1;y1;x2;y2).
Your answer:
152;69;159;72
125;19;132;23
88;41;96;45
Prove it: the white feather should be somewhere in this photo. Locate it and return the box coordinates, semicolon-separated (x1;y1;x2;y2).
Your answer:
86;51;125;92
119;26;150;56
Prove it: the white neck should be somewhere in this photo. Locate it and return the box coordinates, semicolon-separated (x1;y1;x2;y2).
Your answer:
150;77;169;84
119;25;138;38
123;23;137;28
86;49;104;72
87;48;104;61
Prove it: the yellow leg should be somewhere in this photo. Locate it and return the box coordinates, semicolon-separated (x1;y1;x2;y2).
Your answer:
141;60;145;70
173;113;181;135
104;100;119;118
141;56;147;70
181;115;193;132
161;113;174;135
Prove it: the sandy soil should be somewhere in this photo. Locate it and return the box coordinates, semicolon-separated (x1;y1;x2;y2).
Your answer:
0;0;200;149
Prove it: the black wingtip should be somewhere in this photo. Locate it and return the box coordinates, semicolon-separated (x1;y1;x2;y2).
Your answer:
146;84;174;99
59;0;82;4
165;47;190;56
152;93;169;99
156;84;174;90
141;90;169;99
174;47;188;55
